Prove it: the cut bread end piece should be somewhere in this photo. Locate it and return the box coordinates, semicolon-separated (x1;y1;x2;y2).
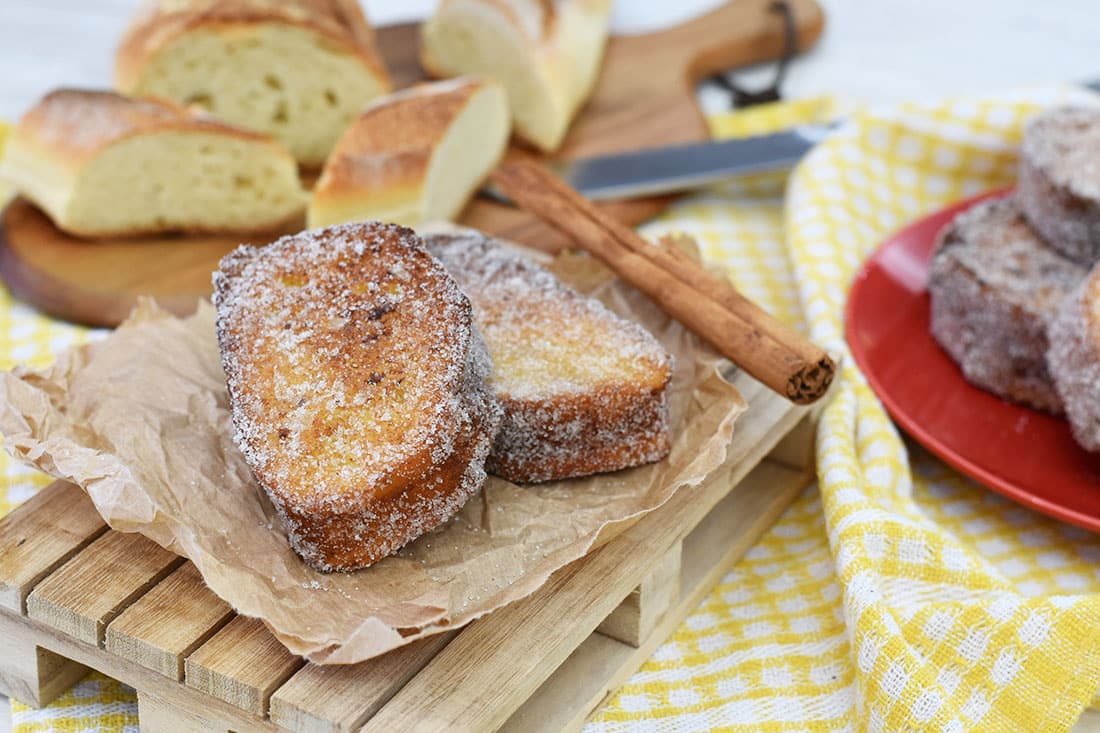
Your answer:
118;21;391;168
420;0;611;152
308;77;510;229
425;228;673;483
0;89;306;238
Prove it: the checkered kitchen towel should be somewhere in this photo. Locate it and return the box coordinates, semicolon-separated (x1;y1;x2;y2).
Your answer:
8;88;1100;732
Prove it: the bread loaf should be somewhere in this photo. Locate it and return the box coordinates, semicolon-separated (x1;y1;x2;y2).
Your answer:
425;228;673;482
1018;107;1100;265
928;196;1085;413
214;222;502;571
115;0;391;167
0;89;306;238
421;0;611;153
308;78;509;228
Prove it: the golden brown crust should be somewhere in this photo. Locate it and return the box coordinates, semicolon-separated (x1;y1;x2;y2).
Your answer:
214;222;501;571
115;0;390;92
425;229;672;483
10;89;273;169
311;78;485;206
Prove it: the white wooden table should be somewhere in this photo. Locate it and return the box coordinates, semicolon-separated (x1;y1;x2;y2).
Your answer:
0;0;1097;730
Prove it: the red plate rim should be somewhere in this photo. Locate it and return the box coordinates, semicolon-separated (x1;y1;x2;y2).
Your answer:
844;187;1100;531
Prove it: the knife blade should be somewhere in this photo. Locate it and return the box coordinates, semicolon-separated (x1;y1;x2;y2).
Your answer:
487;79;1100;204
485;122;835;203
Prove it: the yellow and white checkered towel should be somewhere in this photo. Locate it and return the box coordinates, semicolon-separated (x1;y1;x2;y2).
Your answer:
8;88;1100;732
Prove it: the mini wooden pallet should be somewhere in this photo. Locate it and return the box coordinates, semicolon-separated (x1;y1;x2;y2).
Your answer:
0;371;821;732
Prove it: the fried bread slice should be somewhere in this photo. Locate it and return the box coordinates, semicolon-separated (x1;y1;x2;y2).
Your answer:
214;222;501;571
929;196;1086;413
1019;107;1100;265
1048;265;1100;451
425;229;672;482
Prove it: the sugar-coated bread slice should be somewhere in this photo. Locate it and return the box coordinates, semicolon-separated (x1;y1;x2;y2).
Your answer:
115;0;391;167
1047;266;1100;451
214;222;502;571
929;196;1086;413
0;90;306;238
425;229;672;483
308;78;510;229
420;0;611;153
1018;107;1100;265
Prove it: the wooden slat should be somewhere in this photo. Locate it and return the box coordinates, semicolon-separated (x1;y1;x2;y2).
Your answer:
0;615;89;707
269;632;456;733
0;606;279;732
185;615;304;716
26;530;182;645
503;458;811;732
362;372;807;732
0;480;107;612
596;541;681;647
138;691;230;733
105;562;233;680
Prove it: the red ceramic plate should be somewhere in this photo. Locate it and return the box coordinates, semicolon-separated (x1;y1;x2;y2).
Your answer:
846;189;1100;531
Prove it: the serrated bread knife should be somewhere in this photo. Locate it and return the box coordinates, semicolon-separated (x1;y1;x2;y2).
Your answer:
488;79;1100;203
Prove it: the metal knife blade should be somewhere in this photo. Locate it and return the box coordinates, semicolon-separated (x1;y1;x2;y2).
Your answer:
487;79;1100;204
485;123;835;203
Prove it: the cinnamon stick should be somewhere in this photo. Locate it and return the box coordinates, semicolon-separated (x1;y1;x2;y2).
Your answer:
491;159;835;405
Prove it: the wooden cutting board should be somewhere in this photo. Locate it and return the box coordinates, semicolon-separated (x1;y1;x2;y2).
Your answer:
0;0;824;327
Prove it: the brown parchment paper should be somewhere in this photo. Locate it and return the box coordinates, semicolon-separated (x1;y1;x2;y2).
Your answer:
0;252;746;664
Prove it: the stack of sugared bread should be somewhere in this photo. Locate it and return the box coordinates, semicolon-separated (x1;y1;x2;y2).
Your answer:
929;106;1100;451
215;222;674;571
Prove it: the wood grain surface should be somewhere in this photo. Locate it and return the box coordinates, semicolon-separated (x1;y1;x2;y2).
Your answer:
25;531;182;645
184;616;304;716
0;481;107;613
0;0;824;327
105;562;233;681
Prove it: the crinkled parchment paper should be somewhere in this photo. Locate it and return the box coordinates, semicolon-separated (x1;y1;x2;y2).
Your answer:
0;251;745;664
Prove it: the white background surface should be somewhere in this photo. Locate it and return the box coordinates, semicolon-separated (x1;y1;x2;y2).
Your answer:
0;0;1098;730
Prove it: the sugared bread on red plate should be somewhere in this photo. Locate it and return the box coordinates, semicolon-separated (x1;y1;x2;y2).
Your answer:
1048;265;1100;450
928;196;1085;414
1018;107;1100;266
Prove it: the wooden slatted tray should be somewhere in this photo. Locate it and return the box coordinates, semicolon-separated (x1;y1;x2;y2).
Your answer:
0;371;821;732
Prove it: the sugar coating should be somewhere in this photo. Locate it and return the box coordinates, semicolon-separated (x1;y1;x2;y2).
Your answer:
1018;107;1100;264
213;221;502;571
424;230;673;483
928;196;1086;413
1047;268;1100;451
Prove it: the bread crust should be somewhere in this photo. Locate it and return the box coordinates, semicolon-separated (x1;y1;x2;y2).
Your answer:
115;0;389;92
1047;269;1100;451
0;89;305;239
425;229;672;483
420;0;611;152
928;196;1086;413
8;89;273;171
1018;107;1100;265
309;77;505;226
214;222;501;571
